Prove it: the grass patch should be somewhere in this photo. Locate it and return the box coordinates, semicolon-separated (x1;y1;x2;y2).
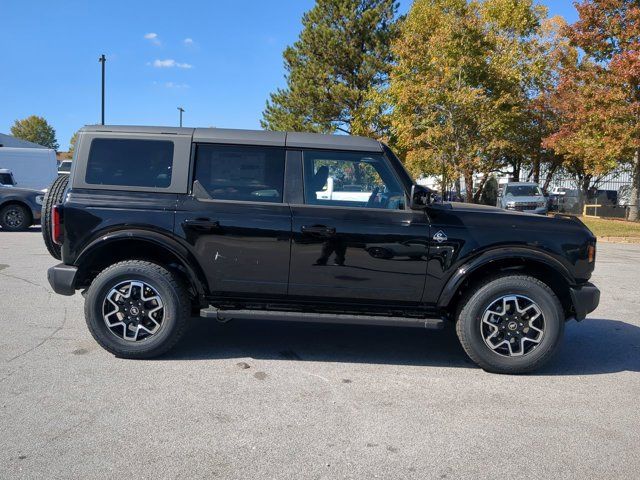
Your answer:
581;217;640;239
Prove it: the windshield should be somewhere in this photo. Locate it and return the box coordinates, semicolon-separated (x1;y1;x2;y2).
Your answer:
505;185;542;197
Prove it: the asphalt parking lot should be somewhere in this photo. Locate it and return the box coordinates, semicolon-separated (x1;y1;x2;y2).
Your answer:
1;230;639;480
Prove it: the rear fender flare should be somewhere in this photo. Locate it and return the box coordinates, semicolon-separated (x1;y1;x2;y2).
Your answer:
74;229;208;298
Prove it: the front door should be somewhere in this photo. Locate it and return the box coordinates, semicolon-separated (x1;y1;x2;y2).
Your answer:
175;143;291;297
288;149;429;304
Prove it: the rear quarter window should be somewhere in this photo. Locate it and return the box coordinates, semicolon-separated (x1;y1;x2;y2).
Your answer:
85;138;174;188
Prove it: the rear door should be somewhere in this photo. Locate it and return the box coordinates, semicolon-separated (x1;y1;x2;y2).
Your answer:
174;143;291;297
288;149;429;304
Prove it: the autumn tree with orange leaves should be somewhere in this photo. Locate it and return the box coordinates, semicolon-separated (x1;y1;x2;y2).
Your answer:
389;0;562;202
546;0;640;220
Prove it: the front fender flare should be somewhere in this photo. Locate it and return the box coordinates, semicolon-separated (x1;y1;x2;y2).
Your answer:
436;246;575;309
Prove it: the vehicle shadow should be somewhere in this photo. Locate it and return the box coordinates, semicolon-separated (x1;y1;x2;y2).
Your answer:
165;317;640;375
167;317;471;368
0;226;42;233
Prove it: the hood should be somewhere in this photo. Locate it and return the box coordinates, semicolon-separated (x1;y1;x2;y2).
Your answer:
0;185;43;197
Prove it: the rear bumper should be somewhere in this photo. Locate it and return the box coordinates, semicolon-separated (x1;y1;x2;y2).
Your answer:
47;263;78;296
570;282;600;320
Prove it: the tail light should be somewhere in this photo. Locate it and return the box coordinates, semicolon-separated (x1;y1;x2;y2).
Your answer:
52;205;64;245
587;243;596;263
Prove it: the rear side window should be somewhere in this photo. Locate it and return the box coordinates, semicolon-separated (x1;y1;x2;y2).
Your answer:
85;139;174;188
194;144;285;203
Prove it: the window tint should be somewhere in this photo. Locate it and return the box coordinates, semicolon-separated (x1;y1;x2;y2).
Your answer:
0;173;13;185
194;144;285;203
505;185;542;197
86;139;174;188
303;150;405;210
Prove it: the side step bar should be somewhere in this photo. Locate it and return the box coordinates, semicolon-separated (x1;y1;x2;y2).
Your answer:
200;308;445;330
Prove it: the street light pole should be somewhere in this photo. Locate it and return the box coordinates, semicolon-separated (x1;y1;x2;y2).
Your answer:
177;107;185;127
99;54;106;125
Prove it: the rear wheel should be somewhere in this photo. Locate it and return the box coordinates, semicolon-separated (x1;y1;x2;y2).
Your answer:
456;274;564;374
0;203;32;231
41;174;69;259
84;260;190;359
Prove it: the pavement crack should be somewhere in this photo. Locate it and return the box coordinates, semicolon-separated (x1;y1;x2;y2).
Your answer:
0;271;51;294
6;307;68;363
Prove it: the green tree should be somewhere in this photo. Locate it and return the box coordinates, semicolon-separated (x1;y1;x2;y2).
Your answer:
10;115;59;150
389;0;557;202
480;175;499;206
68;132;78;156
261;0;399;137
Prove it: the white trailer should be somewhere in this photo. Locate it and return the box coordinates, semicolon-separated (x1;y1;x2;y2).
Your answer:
0;147;58;191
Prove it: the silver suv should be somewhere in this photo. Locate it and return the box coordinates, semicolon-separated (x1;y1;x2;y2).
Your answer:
497;182;548;215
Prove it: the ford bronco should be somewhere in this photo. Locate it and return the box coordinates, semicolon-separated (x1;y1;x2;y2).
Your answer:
43;125;600;373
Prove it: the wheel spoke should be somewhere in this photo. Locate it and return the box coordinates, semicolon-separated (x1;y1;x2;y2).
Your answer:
102;280;164;342
480;294;545;358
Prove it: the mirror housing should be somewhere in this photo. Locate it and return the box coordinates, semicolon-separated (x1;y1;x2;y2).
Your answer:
409;184;432;210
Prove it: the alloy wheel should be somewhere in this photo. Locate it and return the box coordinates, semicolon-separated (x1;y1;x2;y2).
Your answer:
102;280;165;342
480;294;545;357
3;207;25;228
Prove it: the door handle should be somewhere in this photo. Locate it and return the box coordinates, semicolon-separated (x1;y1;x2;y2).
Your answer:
301;225;336;235
183;218;220;232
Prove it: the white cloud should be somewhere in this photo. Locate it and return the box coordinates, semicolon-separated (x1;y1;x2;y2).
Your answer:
144;32;161;46
151;59;192;69
183;38;194;45
164;82;190;89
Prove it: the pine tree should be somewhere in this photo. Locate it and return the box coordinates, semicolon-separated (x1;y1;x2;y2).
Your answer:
261;0;399;138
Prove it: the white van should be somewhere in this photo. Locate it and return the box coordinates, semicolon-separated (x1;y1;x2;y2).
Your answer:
0;147;58;191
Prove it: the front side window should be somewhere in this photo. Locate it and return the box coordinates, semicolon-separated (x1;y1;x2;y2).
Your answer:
0;173;13;185
303;150;405;210
86;138;174;188
193;144;285;203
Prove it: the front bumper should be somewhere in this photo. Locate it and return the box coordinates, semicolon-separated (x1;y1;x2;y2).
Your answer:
569;282;600;320
47;263;78;296
505;206;548;215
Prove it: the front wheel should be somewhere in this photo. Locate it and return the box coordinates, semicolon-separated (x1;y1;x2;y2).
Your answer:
0;203;32;231
456;275;564;374
84;260;190;359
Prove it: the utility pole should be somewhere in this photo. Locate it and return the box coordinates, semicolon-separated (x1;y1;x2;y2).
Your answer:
177;107;185;127
99;54;106;125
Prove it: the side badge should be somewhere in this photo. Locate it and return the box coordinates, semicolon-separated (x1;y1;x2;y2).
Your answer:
433;230;447;243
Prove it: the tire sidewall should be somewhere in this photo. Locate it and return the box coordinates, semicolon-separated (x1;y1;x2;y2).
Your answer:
85;265;183;357
459;277;564;373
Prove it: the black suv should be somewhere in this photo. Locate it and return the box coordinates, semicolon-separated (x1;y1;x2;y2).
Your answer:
44;125;600;373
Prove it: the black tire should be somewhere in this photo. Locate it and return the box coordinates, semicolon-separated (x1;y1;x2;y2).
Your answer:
41;174;69;259
0;203;32;231
455;274;564;374
84;260;190;359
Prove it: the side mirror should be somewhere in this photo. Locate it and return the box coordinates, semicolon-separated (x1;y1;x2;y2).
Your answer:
409;184;431;210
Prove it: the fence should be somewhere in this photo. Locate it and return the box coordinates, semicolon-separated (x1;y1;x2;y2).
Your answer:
524;167;638;220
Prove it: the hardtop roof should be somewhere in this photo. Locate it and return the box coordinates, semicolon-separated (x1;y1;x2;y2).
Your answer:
80;125;383;152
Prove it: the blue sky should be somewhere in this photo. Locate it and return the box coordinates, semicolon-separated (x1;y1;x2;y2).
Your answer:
0;0;578;151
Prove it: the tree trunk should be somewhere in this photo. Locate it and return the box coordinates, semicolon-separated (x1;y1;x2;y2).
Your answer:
512;162;521;182
464;170;474;203
533;154;540;184
578;175;592;215
542;162;557;192
628;149;640;222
